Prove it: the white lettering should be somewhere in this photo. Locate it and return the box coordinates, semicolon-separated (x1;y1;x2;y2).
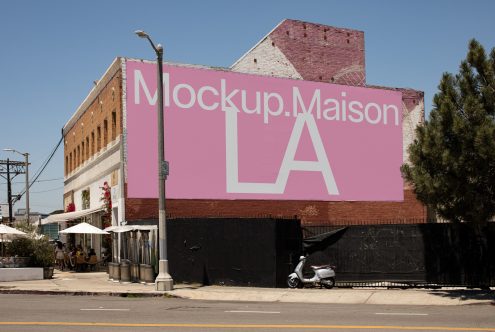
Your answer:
163;73;170;107
365;103;382;124
383;104;400;125
263;92;284;124
173;83;196;109
348;101;364;123
293;87;321;119
197;86;219;111
133;69;400;127
323;98;339;121
277;113;339;195
221;79;240;113
241;90;261;115
226;111;338;195
134;70;157;105
341;92;347;122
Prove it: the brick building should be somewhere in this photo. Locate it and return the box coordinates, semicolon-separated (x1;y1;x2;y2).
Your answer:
53;19;425;235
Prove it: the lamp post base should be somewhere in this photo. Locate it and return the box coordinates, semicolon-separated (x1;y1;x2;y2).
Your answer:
155;259;173;291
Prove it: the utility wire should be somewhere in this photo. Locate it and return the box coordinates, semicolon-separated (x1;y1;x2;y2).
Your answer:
0;177;63;185
30;187;64;194
12;136;63;203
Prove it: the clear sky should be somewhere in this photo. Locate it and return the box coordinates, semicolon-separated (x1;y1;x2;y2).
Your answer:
0;0;494;214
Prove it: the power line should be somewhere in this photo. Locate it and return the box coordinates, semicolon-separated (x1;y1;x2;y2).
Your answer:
30;187;64;194
0;177;63;185
11;136;63;204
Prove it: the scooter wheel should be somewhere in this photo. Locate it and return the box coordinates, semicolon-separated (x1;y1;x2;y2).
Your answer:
322;277;335;289
287;276;301;289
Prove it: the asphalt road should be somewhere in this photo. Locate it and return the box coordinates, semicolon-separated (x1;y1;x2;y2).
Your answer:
0;294;494;331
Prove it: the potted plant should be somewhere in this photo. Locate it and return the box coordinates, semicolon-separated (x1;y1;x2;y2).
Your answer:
31;238;55;279
5;222;55;278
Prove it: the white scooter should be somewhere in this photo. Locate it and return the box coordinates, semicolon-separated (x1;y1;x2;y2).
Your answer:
287;256;336;289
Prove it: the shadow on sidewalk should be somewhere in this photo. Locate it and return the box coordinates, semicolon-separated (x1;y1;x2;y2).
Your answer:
427;289;495;302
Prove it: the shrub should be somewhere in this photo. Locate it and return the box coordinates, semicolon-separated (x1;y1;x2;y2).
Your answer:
5;227;54;267
31;238;55;268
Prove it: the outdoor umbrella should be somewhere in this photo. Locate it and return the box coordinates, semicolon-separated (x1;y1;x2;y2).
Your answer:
0;224;27;256
59;222;109;251
59;222;109;235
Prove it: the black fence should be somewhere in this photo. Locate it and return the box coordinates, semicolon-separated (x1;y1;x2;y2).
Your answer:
132;217;494;288
303;223;495;287
167;218;301;288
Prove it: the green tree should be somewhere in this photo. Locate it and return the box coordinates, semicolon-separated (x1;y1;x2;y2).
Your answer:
402;39;495;224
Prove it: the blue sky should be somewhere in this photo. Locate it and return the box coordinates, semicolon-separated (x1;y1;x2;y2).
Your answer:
0;0;494;214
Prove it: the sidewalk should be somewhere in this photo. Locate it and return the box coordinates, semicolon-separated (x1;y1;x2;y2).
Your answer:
0;270;493;306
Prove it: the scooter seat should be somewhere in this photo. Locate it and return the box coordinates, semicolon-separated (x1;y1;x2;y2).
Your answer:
311;264;331;270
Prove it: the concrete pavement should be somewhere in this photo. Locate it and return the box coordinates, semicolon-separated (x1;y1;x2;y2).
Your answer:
0;270;493;306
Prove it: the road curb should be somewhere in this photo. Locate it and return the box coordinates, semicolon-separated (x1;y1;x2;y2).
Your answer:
0;289;179;298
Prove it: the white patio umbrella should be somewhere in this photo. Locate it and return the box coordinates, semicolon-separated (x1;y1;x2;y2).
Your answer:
0;224;27;256
59;222;109;235
59;222;109;254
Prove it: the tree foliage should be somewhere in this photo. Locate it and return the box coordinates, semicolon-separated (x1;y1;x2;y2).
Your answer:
402;39;495;223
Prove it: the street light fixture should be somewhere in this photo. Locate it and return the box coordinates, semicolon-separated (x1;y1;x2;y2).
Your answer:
3;148;29;226
134;29;173;291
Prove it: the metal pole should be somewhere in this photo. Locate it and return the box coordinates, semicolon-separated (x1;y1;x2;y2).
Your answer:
25;153;30;225
154;44;173;291
6;159;13;225
135;30;173;290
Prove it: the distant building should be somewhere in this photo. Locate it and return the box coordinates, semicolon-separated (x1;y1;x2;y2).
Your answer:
0;203;9;222
14;208;47;224
48;19;425;233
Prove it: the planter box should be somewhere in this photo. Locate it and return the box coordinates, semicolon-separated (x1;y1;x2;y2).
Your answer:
0;268;43;281
43;267;54;279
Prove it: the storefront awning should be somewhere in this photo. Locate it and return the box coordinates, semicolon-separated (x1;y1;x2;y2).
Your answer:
41;206;105;225
103;225;157;233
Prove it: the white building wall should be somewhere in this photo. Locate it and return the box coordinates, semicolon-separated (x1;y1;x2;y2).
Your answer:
64;138;121;227
231;36;303;80
402;101;424;163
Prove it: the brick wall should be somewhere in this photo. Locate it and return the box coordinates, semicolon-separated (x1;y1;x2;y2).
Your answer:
125;189;426;225
64;70;122;177
232;19;365;86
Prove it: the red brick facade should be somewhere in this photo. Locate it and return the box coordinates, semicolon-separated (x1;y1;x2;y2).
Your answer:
270;20;366;86
126;190;426;225
64;71;122;177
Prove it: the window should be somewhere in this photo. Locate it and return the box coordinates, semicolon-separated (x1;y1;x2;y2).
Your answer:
111;111;117;141
81;189;90;210
77;146;80;167
91;131;95;156
65;156;69;175
103;119;108;147
86;136;90;159
81;142;85;163
97;126;101;151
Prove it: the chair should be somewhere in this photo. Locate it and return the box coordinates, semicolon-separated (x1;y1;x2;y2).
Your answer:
75;254;87;272
87;255;99;271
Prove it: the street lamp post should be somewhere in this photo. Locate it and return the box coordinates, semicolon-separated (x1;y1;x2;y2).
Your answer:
3;149;29;225
135;30;173;291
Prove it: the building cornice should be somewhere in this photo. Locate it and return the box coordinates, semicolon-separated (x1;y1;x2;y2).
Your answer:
62;57;122;136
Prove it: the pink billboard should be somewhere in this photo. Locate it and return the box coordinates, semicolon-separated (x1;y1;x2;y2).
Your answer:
125;59;403;201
